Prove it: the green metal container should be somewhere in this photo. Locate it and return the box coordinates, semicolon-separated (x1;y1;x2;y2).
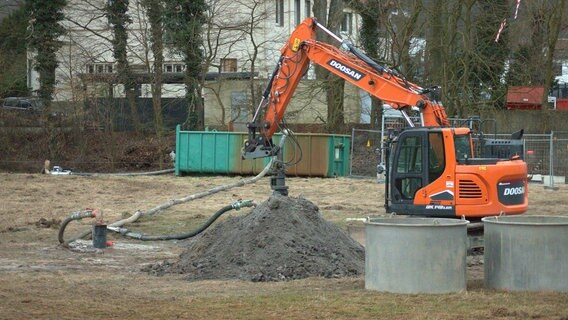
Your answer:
175;125;350;177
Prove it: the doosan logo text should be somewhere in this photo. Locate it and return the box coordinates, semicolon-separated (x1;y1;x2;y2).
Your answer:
503;186;524;196
327;60;365;81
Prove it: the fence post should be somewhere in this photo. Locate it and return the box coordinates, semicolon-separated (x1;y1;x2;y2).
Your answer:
350;128;355;176
545;131;558;190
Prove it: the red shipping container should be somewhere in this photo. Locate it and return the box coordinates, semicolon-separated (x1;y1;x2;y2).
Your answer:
556;98;568;110
506;86;544;110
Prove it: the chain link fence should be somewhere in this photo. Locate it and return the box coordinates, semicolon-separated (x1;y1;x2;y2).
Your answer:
349;129;382;177
350;128;568;186
349;114;418;178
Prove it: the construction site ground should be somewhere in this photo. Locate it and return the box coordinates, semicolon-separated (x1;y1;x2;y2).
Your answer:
0;173;567;319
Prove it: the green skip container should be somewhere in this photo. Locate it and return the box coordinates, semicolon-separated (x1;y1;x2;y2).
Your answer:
175;125;350;177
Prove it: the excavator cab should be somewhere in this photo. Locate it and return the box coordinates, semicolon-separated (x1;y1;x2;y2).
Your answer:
386;127;457;217
385;127;528;218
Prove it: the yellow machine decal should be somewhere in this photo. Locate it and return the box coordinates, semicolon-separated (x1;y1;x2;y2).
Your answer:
292;38;301;52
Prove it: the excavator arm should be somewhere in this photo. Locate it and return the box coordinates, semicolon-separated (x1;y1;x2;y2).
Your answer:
243;17;449;159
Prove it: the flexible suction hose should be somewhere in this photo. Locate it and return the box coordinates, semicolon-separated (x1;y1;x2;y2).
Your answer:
64;133;288;245
71;168;174;177
58;210;96;244
107;199;255;241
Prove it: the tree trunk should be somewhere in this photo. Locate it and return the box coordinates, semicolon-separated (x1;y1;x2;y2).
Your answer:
542;0;566;108
126;87;141;131
106;0;141;132
312;0;328;80
185;71;204;130
351;0;383;129
25;0;67;160
143;0;165;166
326;76;345;132
313;0;345;132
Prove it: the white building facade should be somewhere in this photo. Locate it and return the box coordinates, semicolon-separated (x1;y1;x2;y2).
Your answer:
28;0;364;129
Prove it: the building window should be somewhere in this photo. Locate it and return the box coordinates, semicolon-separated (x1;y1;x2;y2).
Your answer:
305;0;311;18
86;63;114;74
162;63;186;73
295;0;301;26
275;0;284;27
341;12;353;34
220;58;237;73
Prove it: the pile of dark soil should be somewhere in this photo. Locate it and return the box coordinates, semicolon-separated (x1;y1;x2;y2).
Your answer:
148;195;365;281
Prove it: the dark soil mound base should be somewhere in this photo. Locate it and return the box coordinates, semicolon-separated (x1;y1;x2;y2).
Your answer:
149;195;365;281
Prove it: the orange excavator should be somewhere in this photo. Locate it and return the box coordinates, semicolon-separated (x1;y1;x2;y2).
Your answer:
242;17;528;218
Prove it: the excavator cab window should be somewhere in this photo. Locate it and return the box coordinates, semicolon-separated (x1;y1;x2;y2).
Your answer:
394;134;424;200
454;134;473;161
428;132;445;183
397;136;422;174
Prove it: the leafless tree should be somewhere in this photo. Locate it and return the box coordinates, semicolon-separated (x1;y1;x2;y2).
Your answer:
522;0;568;107
312;0;346;132
139;0;166;165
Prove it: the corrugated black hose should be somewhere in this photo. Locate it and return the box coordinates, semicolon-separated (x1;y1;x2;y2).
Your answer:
107;199;255;241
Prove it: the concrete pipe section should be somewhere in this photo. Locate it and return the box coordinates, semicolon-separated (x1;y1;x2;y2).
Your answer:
365;217;469;294
482;215;568;292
